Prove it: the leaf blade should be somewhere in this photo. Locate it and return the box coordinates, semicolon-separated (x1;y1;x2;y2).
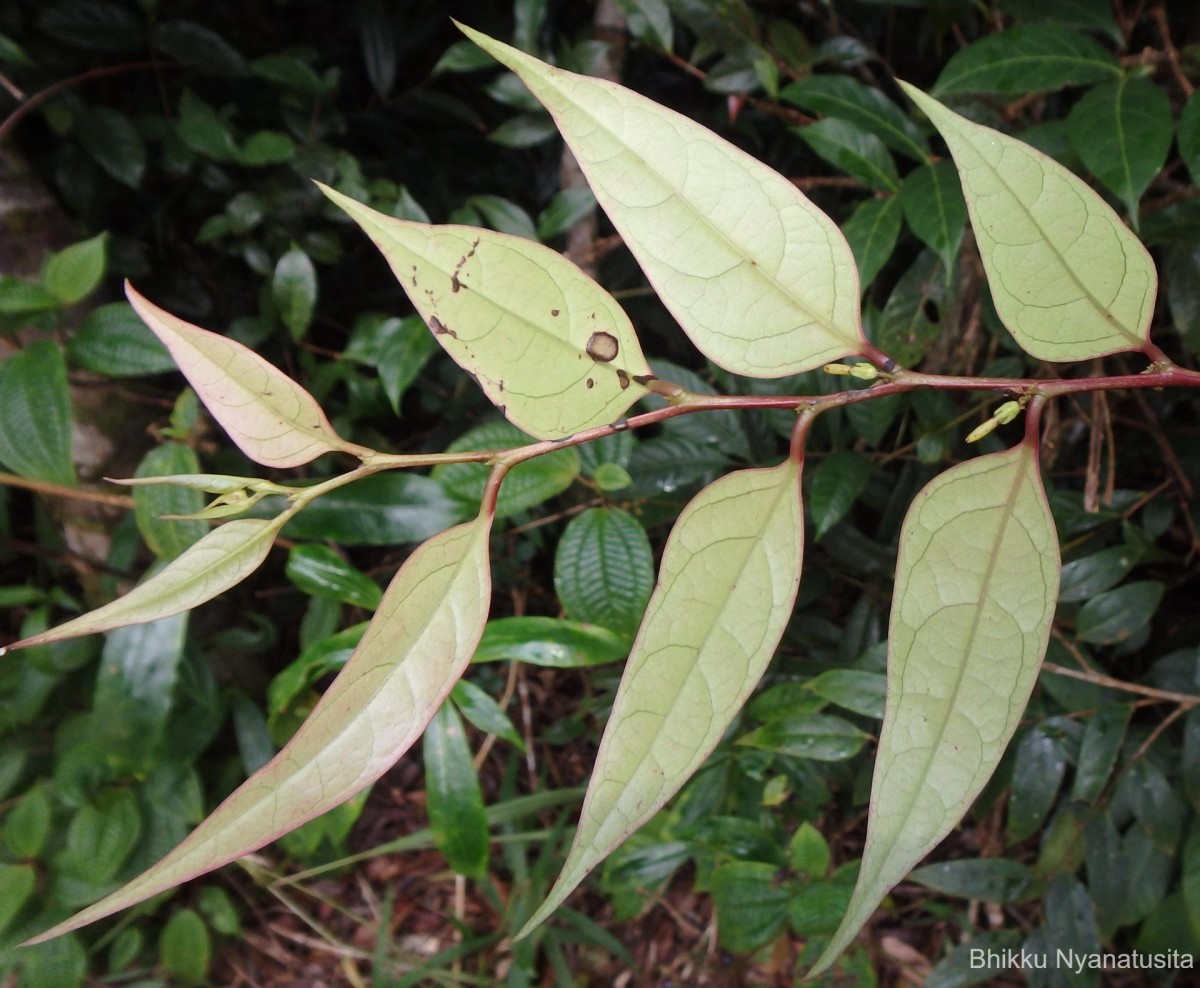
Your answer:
522;459;804;933
23;515;492;943
125;283;367;467
810;442;1059;974
320;185;650;441
4;518;284;651
460;25;865;378
901;83;1157;361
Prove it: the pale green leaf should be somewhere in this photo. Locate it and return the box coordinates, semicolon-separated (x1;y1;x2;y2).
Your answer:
321;184;651;440
522;459;804;934
901;83;1156;361
460;25;865;378
810;442;1059;975
126;283;369;467
4;518;285;652
23;515;492;943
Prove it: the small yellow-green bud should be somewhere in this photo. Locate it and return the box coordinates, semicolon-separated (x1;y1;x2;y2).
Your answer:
823;363;853;376
965;418;1001;444
848;363;879;381
993;400;1022;425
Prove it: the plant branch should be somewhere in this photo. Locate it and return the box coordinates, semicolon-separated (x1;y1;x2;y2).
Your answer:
0;471;134;508
1042;662;1200;708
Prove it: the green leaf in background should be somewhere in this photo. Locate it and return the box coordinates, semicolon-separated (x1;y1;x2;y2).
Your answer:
710;862;790;952
1178;90;1200;187
6;783;52;857
811;441;1059;975
43;232;106;305
780;74;928;162
273;247;318;340
1058;545;1139;601
1007;722;1071;843
999;0;1120;41
67;302;176;376
804;669;887;719
450;678;523;750
1070;703;1131;803
554;508;654;638
1075;580;1164;645
874;249;947;368
841;196;902;293
133;443;208;560
158;908;211;986
900;160;966;274
93;612;189;739
902;84;1156;362
75;108;145;187
425;701;489;877
789;821;831;877
798;118;900;192
322;184;652;440
434;420;580;520
56;787;143;886
0;340;77;487
471;616;628;668
536;187;598;240
462;26;866;378
277;474;461;546
237;130;296;166
1067;76;1173;224
0;863;34;936
522;459;804;935
932;23;1120;96
465;194;538;240
808;450;871;540
909;858;1034;903
176;89;239;162
286;543;382;609
24;515;493;943
153;19;249;75
127;284;368;467
17;933;87;988
6;518;285;651
38;0;142;52
738;712;868;761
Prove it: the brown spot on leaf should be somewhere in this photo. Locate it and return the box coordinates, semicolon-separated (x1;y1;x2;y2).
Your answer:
551;308;560;317
616;369;630;390
586;378;594;389
429;316;457;338
586;331;619;362
632;373;657;386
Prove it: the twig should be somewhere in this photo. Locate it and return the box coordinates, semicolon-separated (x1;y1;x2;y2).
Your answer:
0;470;134;508
1042;661;1200;707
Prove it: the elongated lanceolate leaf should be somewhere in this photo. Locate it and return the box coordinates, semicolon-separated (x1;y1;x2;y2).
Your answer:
3;518;285;652
810;442;1059;975
521;460;804;934
321;185;650;441
901;84;1156;362
24;516;493;943
460;25;865;378
126;284;369;467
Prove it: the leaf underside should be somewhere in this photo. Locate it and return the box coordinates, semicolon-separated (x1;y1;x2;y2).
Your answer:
900;84;1156;362
126;283;367;467
810;442;1059;974
24;517;493;944
459;24;865;379
320;184;651;440
520;459;804;934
